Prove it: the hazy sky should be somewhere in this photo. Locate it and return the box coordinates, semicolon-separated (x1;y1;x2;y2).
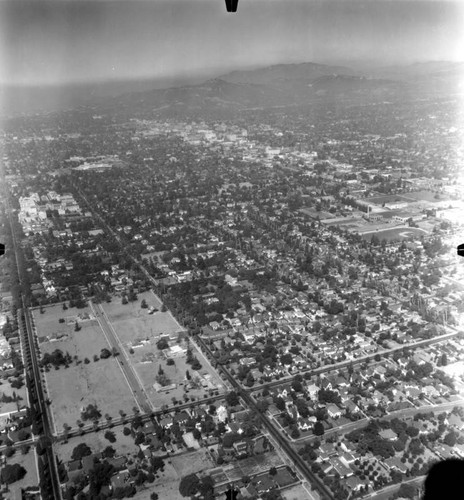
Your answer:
1;0;463;86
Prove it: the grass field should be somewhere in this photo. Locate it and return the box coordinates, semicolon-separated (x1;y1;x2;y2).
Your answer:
401;190;444;203
0;378;28;415
170;448;215;477
281;483;312;500
361;226;428;242
365;194;414;206
101;291;184;346
32;304;137;431
3;449;39;500
56;426;139;463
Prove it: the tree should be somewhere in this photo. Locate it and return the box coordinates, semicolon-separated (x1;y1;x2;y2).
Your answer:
291;427;301;439
157;338;169;350
141;299;148;309
245;372;255;387
1;463;26;484
179;473;200;497
4;446;15;458
161;304;167;312
103;446;116;458
81;404;101;421
314;421;325;436
150;494;159;500
225;391;240;407
104;430;116;443
100;348;112;359
269;466;277;476
71;443;92;460
397;483;417;499
444;431;457;447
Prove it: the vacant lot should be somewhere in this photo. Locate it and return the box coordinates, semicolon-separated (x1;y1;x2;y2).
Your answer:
56;426;139;463
281;483;313;500
0;378;28;415
402;190;444;203
43;360;137;431
131;449;215;500
33;304;137;431
101;291;184;346
365;194;414;206
170;448;215;476
3;449;39;500
361;226;428;242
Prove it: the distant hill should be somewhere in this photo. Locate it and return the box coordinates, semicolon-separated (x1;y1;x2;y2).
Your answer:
220;62;358;87
1;60;462;118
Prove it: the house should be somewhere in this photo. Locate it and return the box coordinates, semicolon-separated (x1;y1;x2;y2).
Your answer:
318;443;337;461
107;456;127;471
344;400;360;414
379;429;397;441
320;378;332;391
67;469;84;487
82;453;102;473
233;440;248;459
159;416;173;428
111;470;131;490
327;404;342;418
297;418;312;431
404;386;422;399
306;383;319;399
142;421;156;435
173;411;190;425
345;475;364;492
330;457;353;478
422;385;440;398
384;456;408;474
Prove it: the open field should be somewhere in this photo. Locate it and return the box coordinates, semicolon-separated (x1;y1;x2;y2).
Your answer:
32;304;137;431
101;291;184;345
0;378;28;415
130;449;216;500
42;359;137;431
170;448;215;476
56;426;139;463
402;190;444;203
101;292;225;409
281;483;312;500
361;226;428;242
2;449;39;500
365;194;414;206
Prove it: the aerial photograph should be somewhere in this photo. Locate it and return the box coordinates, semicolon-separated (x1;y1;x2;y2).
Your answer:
0;0;463;499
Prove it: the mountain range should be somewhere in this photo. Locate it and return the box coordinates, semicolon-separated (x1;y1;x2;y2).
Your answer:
1;61;463;118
